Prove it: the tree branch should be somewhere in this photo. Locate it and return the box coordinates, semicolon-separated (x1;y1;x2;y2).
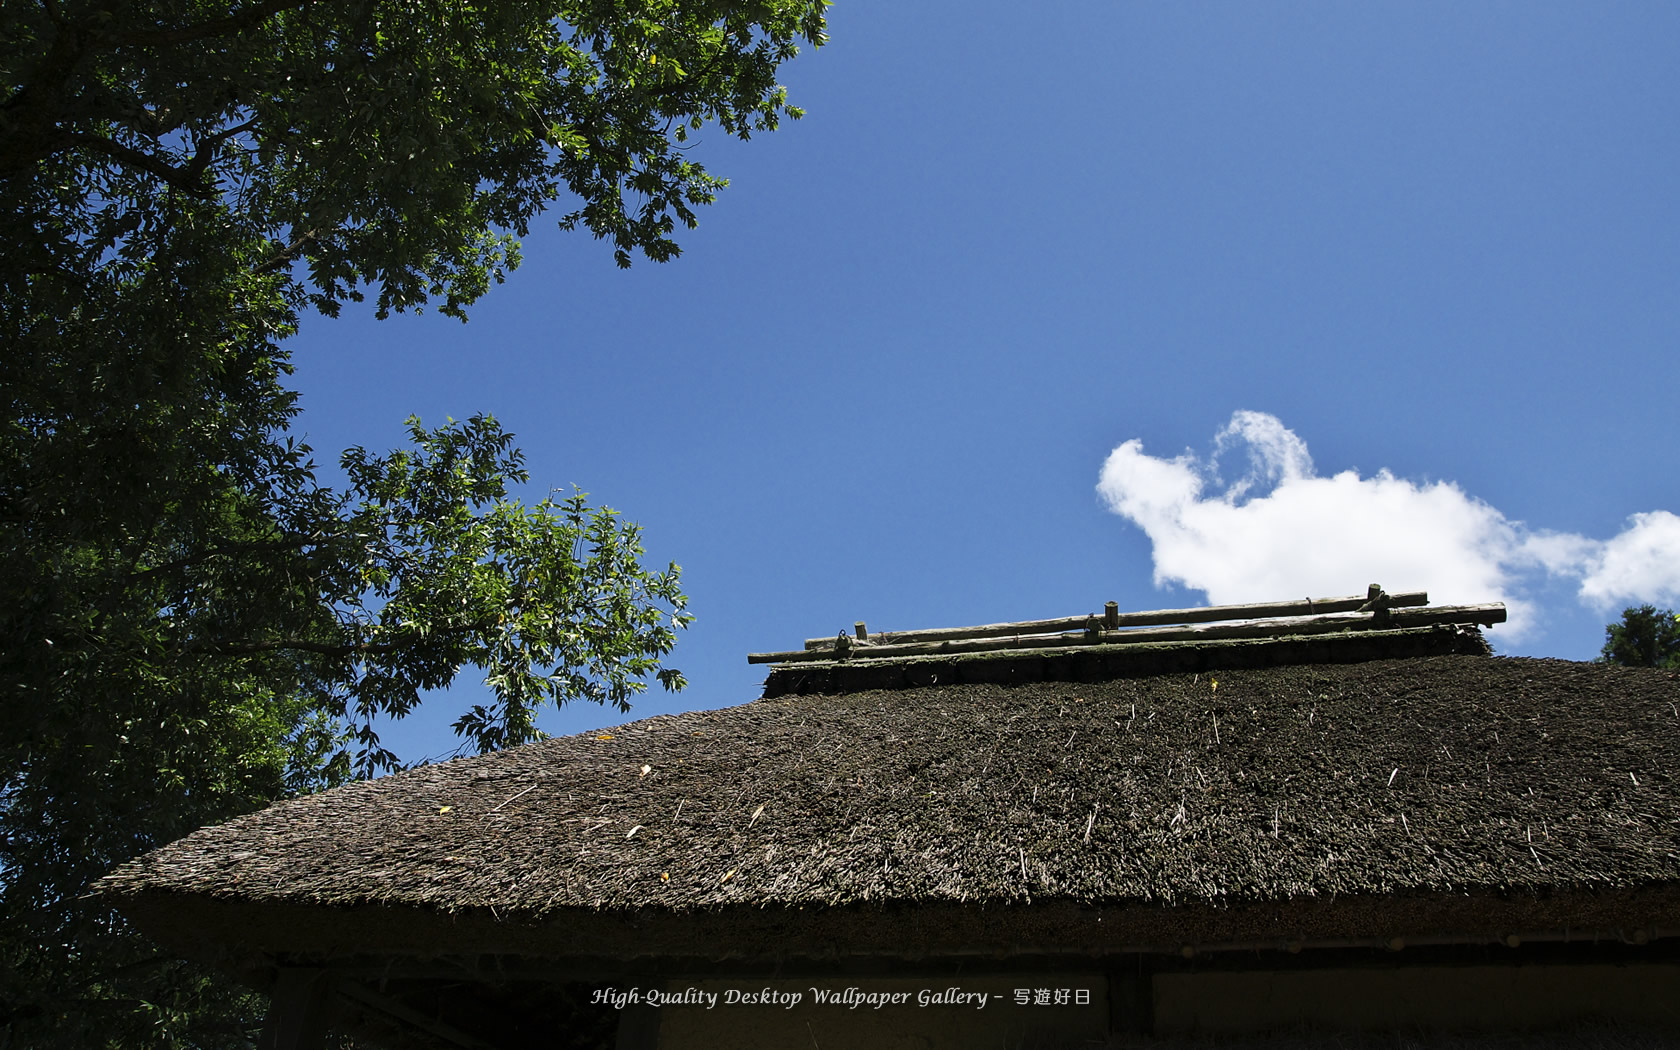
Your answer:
183;637;404;658
67;133;218;198
127;531;327;582
107;0;318;48
255;226;323;275
172;116;259;190
0;16;91;176
1;1;312;179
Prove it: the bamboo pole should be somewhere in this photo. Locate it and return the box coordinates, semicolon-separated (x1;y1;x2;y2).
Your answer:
749;602;1500;665
798;590;1429;650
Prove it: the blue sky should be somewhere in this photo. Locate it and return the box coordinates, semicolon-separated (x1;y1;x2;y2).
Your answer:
288;1;1680;765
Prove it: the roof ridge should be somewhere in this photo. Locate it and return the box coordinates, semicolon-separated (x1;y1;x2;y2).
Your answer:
751;586;1506;694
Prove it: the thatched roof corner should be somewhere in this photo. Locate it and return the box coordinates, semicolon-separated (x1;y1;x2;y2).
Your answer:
93;655;1680;963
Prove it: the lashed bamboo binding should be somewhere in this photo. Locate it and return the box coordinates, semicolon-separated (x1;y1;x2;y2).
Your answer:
753;585;1505;696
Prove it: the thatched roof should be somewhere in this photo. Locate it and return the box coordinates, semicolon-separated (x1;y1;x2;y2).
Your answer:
96;655;1679;966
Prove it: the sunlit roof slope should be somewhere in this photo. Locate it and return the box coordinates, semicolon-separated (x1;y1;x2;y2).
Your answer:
96;651;1679;962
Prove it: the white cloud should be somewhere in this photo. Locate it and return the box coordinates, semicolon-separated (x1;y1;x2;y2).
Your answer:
1575;511;1680;609
1213;410;1314;501
1096;412;1679;639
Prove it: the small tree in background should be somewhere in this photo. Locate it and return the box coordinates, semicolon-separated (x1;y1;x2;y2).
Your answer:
1599;604;1680;669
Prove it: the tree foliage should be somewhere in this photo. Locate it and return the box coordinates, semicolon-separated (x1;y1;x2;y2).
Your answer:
4;0;828;304
1;1;824;1044
1599;604;1680;669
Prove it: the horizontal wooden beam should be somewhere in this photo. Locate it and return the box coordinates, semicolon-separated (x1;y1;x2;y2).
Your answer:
751;602;1499;665
761;625;1494;696
797;591;1429;651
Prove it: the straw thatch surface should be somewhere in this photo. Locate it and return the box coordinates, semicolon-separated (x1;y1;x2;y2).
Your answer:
95;656;1680;962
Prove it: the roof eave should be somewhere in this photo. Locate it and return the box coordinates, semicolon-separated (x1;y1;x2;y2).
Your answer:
104;880;1680;970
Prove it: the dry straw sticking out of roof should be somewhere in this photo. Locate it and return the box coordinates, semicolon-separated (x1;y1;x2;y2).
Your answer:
96;654;1680;946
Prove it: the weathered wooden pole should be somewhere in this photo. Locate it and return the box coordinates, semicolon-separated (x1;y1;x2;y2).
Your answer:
257;969;334;1050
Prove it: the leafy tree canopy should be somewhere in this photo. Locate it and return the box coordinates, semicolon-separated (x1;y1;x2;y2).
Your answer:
4;0;828;311
1;1;824;1044
1599;604;1680;669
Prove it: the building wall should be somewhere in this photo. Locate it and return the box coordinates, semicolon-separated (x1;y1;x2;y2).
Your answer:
633;975;1108;1050
612;963;1680;1047
1154;963;1680;1034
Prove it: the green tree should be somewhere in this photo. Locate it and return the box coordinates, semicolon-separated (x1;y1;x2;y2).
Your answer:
1;1;825;1044
1599;604;1680;669
4;0;828;300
